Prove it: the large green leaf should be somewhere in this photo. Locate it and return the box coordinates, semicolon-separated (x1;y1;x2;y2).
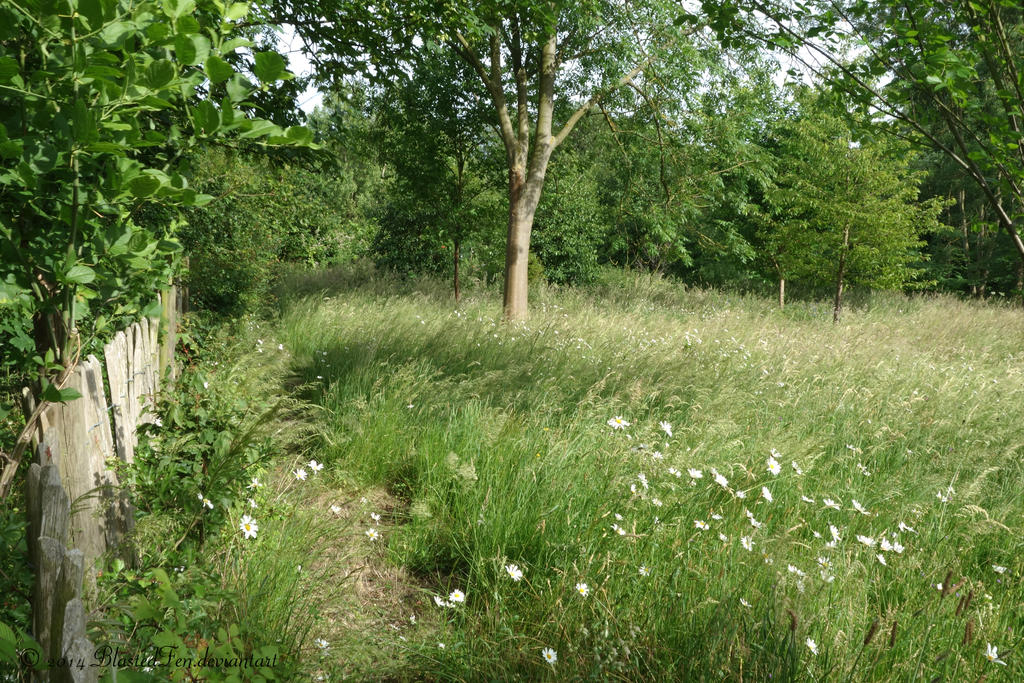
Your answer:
194;100;220;134
175;34;211;65
225;74;252;101
0;57;18;83
127;174;163;197
252;52;287;84
225;2;250;20
64;264;97;284
161;0;196;20
144;59;176;89
204;55;233;84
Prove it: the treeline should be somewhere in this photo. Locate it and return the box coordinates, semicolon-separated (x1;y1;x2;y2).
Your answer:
181;73;1020;319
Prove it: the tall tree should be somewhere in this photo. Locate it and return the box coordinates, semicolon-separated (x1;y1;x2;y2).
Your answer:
276;0;686;318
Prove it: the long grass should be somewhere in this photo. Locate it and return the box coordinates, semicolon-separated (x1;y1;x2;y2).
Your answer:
266;267;1022;680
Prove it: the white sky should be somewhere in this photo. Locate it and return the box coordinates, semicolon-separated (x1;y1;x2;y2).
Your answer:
277;25;324;113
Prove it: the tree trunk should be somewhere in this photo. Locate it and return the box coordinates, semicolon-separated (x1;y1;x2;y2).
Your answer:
978;219;988;298
779;277;785;309
503;169;528;318
960;188;976;296
453;238;461;304
833;223;850;324
1016;259;1023;306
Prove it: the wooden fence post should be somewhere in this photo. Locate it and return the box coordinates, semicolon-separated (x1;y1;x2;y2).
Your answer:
23;310;177;681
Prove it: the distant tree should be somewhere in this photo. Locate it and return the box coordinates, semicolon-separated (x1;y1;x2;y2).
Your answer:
697;0;1024;281
756;94;944;320
371;52;504;301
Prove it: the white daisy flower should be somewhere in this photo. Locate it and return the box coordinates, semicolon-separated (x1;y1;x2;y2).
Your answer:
806;638;818;655
688;468;703;479
992;565;1007;574
506;564;524;581
659;421;673;437
694;520;710;530
542;647;557;665
198;493;213;510
575;582;590;597
365;528;379;541
330;504;341;514
856;534;876;548
766;456;781;476
791;461;803;475
239;515;258;539
876;554;887;566
314;638;329;651
308;459;324;473
761;486;773;503
801;495;815;504
984;643;1007;665
741;536;754;551
448;589;465;603
852;499;871;515
898;522;917;534
639;565;650;576
294;468;308;481
608;416;630;430
823;498;841;510
740;598;751;607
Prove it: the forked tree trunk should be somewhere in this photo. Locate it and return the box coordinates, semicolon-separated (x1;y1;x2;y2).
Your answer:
454;25;645;320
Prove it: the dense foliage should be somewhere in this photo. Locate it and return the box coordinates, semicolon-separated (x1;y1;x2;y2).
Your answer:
0;0;311;388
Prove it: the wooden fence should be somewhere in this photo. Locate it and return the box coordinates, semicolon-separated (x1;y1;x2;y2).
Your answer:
22;289;179;682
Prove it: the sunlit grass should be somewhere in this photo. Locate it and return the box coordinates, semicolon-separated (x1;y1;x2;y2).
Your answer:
267;267;1023;680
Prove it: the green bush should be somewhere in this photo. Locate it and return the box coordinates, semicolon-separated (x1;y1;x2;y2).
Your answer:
128;350;277;553
177;149;377;315
531;154;603;285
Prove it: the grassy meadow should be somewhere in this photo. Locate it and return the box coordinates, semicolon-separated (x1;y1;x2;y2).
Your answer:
235;268;1022;680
